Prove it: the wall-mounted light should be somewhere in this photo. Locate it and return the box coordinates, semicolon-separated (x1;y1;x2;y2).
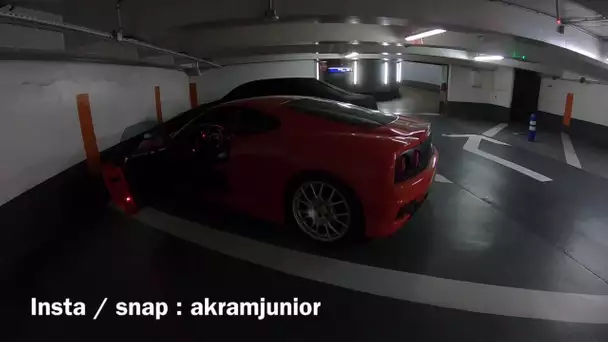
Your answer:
396;60;402;83
383;61;389;85
353;60;358;85
345;52;359;59
405;29;447;41
474;55;504;62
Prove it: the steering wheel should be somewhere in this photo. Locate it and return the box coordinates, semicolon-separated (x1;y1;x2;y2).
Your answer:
193;124;230;160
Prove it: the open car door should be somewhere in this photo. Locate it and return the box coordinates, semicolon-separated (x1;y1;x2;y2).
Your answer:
118;118;231;206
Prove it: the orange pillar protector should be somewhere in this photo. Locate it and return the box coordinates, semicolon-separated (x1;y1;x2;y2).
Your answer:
155;85;163;124
76;94;101;175
563;93;574;127
189;82;199;108
101;163;139;215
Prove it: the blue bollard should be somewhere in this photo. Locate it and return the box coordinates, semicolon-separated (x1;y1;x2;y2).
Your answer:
528;113;537;142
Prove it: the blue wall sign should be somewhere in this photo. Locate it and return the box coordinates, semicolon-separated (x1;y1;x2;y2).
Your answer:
328;67;352;73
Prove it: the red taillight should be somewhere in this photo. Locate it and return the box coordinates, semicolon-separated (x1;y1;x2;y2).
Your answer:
396;155;407;174
125;196;132;202
395;154;409;182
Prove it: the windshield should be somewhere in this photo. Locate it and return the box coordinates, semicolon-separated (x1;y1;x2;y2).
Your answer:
286;98;397;126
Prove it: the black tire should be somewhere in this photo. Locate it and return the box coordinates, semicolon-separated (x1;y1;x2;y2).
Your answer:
285;173;365;244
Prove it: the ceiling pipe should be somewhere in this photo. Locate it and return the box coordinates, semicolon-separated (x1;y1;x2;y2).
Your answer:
562;16;608;24
488;0;597;38
0;10;113;39
0;10;221;68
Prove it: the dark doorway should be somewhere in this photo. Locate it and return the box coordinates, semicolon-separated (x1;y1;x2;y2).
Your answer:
510;68;541;123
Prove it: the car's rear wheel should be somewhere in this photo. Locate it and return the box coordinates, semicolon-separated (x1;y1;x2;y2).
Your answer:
289;178;363;243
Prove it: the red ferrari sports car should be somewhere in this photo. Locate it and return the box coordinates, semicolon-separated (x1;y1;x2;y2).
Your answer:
118;96;437;243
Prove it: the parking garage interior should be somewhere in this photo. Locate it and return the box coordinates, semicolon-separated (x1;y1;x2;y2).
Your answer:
3;0;608;340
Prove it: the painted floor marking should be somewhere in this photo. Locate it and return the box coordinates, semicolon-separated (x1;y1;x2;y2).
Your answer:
443;134;553;182
435;174;453;183
561;132;582;169
482;123;508;138
134;207;608;324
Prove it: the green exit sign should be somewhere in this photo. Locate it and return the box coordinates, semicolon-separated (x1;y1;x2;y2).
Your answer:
512;52;527;60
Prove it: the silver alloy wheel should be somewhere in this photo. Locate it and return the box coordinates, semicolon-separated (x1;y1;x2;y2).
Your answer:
292;181;351;242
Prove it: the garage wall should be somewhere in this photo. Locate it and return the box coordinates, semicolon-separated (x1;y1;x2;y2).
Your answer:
448;65;495;104
538;76;608;144
447;65;514;121
0;60;189;206
193;60;316;103
401;62;445;87
539;77;608;127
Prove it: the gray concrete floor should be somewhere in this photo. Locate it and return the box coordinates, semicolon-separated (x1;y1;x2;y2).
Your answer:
442;117;608;181
378;87;608;181
7;93;608;341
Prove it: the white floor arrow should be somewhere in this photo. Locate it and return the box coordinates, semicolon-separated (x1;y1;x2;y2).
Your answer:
435;174;453;183
443;134;553;182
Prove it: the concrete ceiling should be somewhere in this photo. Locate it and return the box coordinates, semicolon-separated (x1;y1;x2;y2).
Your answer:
499;0;608;38
573;0;608;19
4;0;608;80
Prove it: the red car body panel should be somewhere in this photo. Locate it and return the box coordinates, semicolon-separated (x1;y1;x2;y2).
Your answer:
209;97;437;238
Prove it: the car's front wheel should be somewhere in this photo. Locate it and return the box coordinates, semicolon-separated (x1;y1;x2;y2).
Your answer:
288;177;363;243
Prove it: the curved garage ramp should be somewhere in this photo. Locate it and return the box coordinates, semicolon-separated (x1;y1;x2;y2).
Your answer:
3;1;608;341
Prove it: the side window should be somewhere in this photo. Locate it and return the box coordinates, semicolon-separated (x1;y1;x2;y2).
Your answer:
174;108;234;141
197;108;234;127
179;106;280;137
231;108;281;136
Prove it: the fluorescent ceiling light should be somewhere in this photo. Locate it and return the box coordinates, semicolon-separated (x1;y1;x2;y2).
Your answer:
383;58;389;61
396;52;402;55
474;55;504;61
381;52;389;55
381;42;389;46
405;29;446;41
396;43;403;46
345;52;359;58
